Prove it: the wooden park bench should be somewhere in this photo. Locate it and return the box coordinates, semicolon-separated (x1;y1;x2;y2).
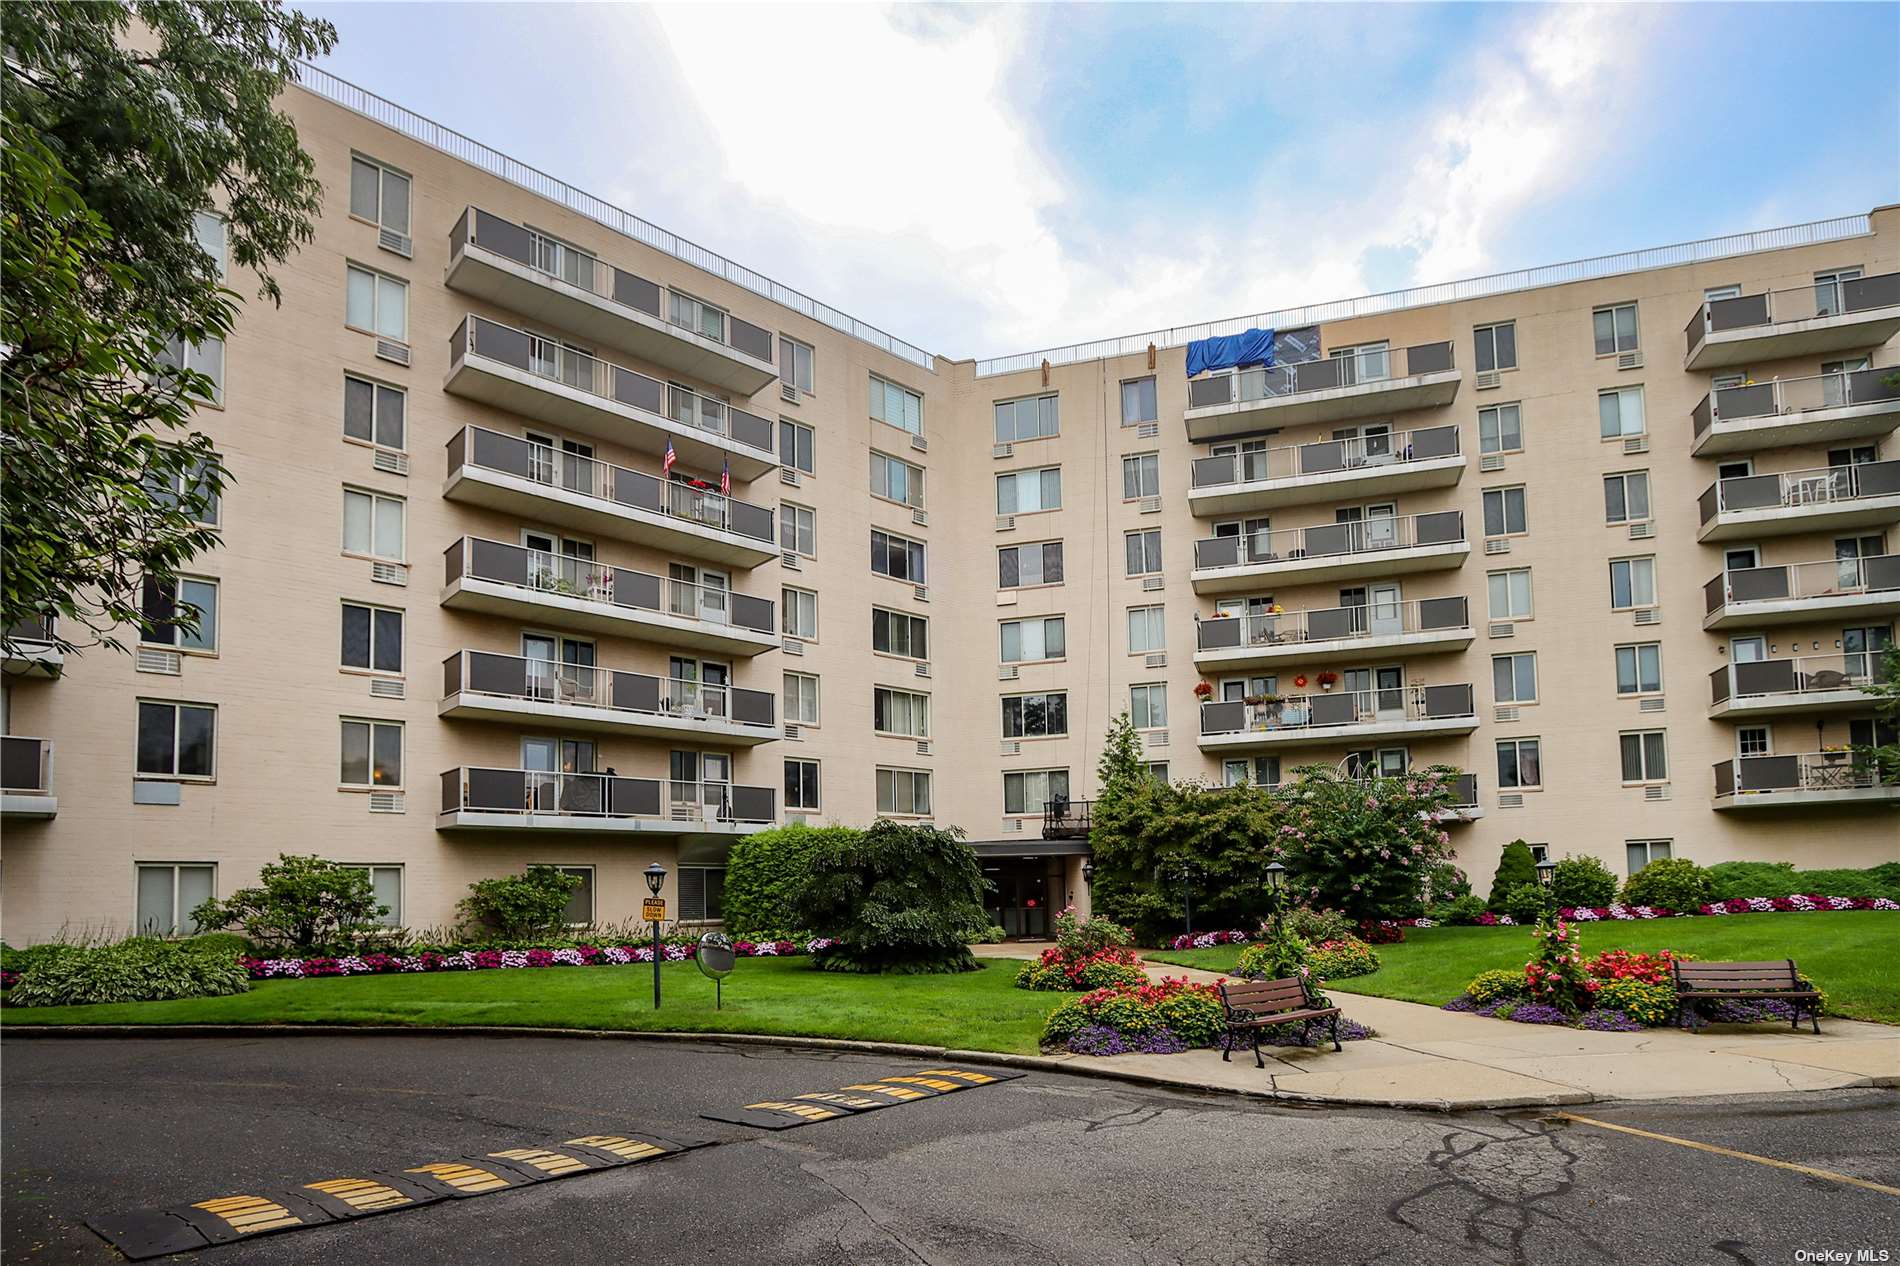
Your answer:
1672;959;1822;1034
1218;977;1341;1067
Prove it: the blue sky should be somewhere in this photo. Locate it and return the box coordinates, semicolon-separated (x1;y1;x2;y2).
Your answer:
305;3;1900;359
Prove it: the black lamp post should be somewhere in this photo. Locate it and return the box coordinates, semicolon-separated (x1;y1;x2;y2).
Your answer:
1535;860;1556;887
1179;862;1195;938
645;862;667;1009
1082;860;1094;889
1264;860;1287;937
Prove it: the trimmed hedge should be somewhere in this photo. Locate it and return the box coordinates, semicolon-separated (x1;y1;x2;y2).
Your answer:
1705;862;1900;903
723;823;856;938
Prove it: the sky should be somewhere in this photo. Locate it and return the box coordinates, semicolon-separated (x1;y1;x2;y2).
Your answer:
304;2;1900;362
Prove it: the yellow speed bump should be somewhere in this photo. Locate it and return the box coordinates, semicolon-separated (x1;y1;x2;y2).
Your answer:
489;1148;590;1176
405;1162;511;1194
303;1178;413;1213
190;1195;303;1234
565;1135;667;1162
840;1082;928;1100
916;1069;1002;1084
879;1075;963;1092
747;1101;842;1120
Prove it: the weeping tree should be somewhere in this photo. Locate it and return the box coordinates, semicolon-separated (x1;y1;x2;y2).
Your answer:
792;820;989;974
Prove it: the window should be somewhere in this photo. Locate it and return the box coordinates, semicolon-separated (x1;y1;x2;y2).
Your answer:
1603;471;1651;524
782;586;818;640
1619;730;1669;782
343;488;405;560
1004;769;1068;816
1000;616;1065;663
870;375;922;434
1496;737;1542;790
998;541;1063;588
779;336;814;393
1598;386;1646;438
556;866;594;926
678;867;726;922
345;263;408;342
995;393;1059;443
135;863;215;936
997;467;1061;514
784;672;819;725
340;602;403;675
1482;486;1527;537
343;375;406;451
1002;692;1068;739
1814;269;1862;318
1121;376;1157;425
348;155;410;237
1626;839;1672;875
1609;557;1656;610
159;336;226;404
191;211;227;279
1738;727;1770;758
1614;643;1662;695
780;503;816;557
1122;453;1160;500
340;718;403;788
876;767;932;816
137;701;216;779
1146;762;1170;783
1492;653;1537;704
668;291;726;342
344;865;403;926
874;686;930;738
144;449;221;526
873;607;928;659
1478;403;1522;455
779;419;815;474
1130;682;1168;729
140;576;218;652
870;451;924;507
785;759;821;811
1224;756;1281;787
870;529;926;582
1474;321;1517;372
1487;569;1533;620
1127;604;1165;654
1593;303;1638;356
1125;530;1162;577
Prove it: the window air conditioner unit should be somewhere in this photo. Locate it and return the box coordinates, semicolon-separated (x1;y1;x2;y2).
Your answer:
1494;705;1520;724
913;585;929;603
1139;496;1162;515
916;740;931;757
369;678;405;700
1638;696;1666;713
1487;622;1515;638
779;466;801;487
371;561;408;586
373;448;409;476
780;382;800;404
910;434;928;452
1643;783;1671;801
782;638;804;655
995;515;1016;532
1142;575;1165;592
1475;370;1502;390
783;724;802;741
1617;351;1645;371
1623;436;1649;455
136;647;182;676
912;509;928;527
1498;793;1524;809
1144;652;1167;669
914;662;931;678
1000;740;1021;757
1633;607;1661;626
1628;521;1654;540
998;664;1019;681
378;227;413;259
781;551;801;571
1003;817;1023;833
369;791;406;813
1145;730;1169;749
1137;422;1160;439
1483;538;1511;555
1479;453;1506;472
996;590;1018;606
374;338;411;366
992;443;1014;459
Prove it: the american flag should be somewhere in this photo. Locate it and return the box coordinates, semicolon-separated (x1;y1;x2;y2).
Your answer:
662;439;676;477
720;458;730;497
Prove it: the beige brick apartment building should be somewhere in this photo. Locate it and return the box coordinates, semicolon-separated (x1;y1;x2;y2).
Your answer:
3;68;1897;941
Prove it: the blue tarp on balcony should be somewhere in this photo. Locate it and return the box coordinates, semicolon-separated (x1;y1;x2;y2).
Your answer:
1185;327;1274;378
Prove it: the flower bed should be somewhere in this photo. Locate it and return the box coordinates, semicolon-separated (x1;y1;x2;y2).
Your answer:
1167;929;1249;951
1015;945;1146;992
1305;938;1380;980
1041;977;1226;1051
1379;893;1896;930
242;938;835;980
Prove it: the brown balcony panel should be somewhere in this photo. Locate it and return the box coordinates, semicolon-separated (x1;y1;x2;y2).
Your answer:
1191;511;1468;593
1708;654;1883;719
1197;684;1478;750
1704;555;1900;629
1193;596;1473;670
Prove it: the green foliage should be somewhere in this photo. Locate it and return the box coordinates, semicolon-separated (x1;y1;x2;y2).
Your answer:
1285;907;1356;944
793;820;988;974
1705;861;1900;902
1487;841;1539;910
1016;954;1146;992
1550;855;1619;908
1038;980;1226;1048
722;823;855;937
1153;988;1226;1047
970;925;1007;945
1306;937;1380;980
1465;968;1528;1006
182;933;252;959
0;942;82;977
1235;929;1312;982
1277;764;1461;921
1523;918;1594;1015
1851;644;1900;786
1053;907;1132;957
1500;882;1554;926
1095;710;1147;800
1422;861;1472;902
1431;895;1489;926
1593;978;1677;1026
458;868;584;941
190;854;386;952
1621;858;1715;911
8;937;249;1006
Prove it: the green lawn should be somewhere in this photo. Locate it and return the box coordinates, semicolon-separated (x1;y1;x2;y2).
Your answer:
0;958;1054;1054
1145;912;1900;1024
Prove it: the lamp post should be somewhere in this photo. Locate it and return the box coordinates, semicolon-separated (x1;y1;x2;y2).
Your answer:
1179;861;1194;938
1535;860;1556;887
1264;860;1287;938
645;862;667;1009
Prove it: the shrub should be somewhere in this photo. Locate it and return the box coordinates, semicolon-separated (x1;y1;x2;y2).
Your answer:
1153;985;1226;1047
1523;917;1596;1015
1431;894;1488;926
1235;929;1311;982
1422;861;1472;903
1465;968;1528;1006
0;942;82;977
794;820;989;974
8;937;250;1007
1621;858;1714;912
1593;978;1678;1026
970;925;1007;945
1356;919;1405;945
1015;908;1143;991
1585;948;1687;985
723;823;856;937
1550;855;1618;909
1277;764;1463;921
1488;841;1538;911
458;867;583;941
190;855;386;952
1285;906;1355;944
1306;937;1379;980
1054;907;1133;957
1040;977;1223;1048
1705;861;1900;902
1500;882;1553;926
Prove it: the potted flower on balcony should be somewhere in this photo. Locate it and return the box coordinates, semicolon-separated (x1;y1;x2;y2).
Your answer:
1317;670;1339;692
1192;680;1214;701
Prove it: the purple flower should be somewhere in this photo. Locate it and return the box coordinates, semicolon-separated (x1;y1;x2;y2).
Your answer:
1506;1003;1571;1026
1579;1008;1644;1032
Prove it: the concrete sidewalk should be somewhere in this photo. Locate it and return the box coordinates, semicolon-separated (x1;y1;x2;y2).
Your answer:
974;943;1900;1110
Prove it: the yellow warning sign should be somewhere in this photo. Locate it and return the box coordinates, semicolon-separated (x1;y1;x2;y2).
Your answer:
642;898;667;921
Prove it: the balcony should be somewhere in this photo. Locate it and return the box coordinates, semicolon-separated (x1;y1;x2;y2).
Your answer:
445;427;776;568
1708;654;1883;720
1191;511;1467;593
1198;683;1477;751
439;768;775;834
442;537;779;657
1704;555;1900;629
446;208;778;395
1684;273;1900;371
1187;424;1464;515
441;651;778;744
1690;367;1900;456
1445;773;1483;822
1;736;55;819
1183;342;1460;441
2;615;62;679
1195;596;1472;672
445;315;779;481
1713;752;1900;811
1042;798;1092;840
1696;460;1900;541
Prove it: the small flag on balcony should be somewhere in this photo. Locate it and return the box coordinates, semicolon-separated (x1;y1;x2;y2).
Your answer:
662;439;676;477
721;458;730;497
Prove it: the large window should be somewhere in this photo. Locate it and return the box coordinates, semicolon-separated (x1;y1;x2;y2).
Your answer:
785;759;821;811
344;865;404;926
556;866;595;926
343;488;404;560
1121;376;1158;425
160;336;225;404
341;602;403;675
876;767;932;816
1496;737;1542;790
340;718;403;788
1482;486;1527;537
136;863;215;936
779;418;815;474
1474;321;1517;372
145;449;221;526
995;393;1059;443
1000;616;1064;663
1130;682;1168;729
678;867;726;923
784;671;820;724
1619;730;1668;783
343;374;406;451
1487;568;1533;620
192;211;227;279
1127;604;1165;654
998;541;1063;588
779;336;814;393
1614;643;1662;695
871;529;926;582
873;687;931;738
1603;471;1651;524
1492;652;1538;704
870;375;922;434
781;503;816;557
1125;529;1162;577
1598;386;1646;438
1478;403;1522;455
349;154;411;238
137;700;216;779
1609;556;1656;610
1122;453;1160;500
870;451;924;507
997;467;1061;514
873;607;928;659
782;586;818;640
1593;303;1639;356
1004;769;1068;816
669;291;726;342
1224;756;1280;788
140;576;218;653
345;263;408;341
1002;692;1067;739
1626;839;1672;875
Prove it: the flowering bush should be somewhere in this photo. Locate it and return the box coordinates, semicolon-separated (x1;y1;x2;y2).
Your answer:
1504;1002;1572;1026
1465;968;1528;1006
1585;948;1687;985
1040;977;1225;1049
1522;918;1596;1015
1579;1008;1645;1033
1234;931;1311;982
1016;908;1145;991
1066;1024;1189;1056
1168;929;1249;950
241;937;834;980
1276;765;1463;922
1356;919;1407;945
1286;907;1356;944
1698;895;1898;915
1306;937;1379;980
1592;978;1678;1026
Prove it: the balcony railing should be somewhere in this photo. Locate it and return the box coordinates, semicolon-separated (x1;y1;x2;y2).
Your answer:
4;614;55;647
452;314;777;457
447;426;774;545
444;650;776;729
1705;555;1900;616
1189;424;1460;490
1709;653;1882;707
1714;752;1899;798
441;767;775;824
445;537;775;634
1697;460;1900;524
1042;798;1092;840
1;736;53;794
1187;342;1456;411
1693;367;1900;439
1194;510;1465;571
1200;683;1476;737
1686;272;1900;355
1196;597;1470;654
